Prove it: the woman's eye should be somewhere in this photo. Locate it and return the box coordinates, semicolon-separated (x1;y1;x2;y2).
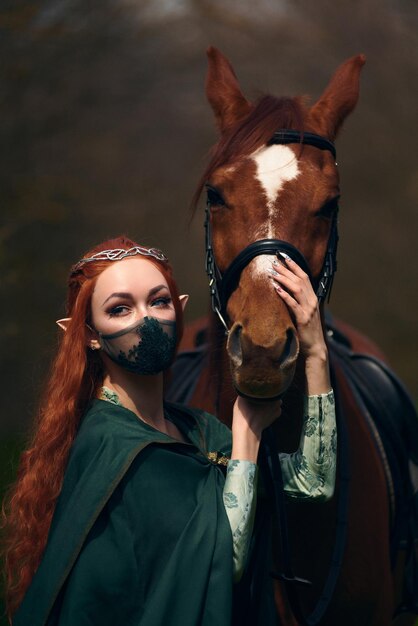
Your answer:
151;297;172;308
108;305;130;317
206;185;226;208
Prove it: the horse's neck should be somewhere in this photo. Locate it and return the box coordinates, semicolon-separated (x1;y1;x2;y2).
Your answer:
194;349;236;427
276;359;306;452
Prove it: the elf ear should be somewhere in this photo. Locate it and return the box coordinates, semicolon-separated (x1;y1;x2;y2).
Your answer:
56;318;71;331
179;294;189;311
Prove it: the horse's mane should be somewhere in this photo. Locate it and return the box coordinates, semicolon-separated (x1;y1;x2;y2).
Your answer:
192;95;306;209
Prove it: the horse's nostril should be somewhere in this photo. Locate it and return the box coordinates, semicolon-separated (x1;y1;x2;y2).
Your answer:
278;328;297;367
228;324;297;371
228;324;243;367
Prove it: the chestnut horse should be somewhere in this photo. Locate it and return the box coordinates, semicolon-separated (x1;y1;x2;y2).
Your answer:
168;49;417;625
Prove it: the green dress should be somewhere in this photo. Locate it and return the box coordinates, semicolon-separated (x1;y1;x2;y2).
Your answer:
13;400;234;626
13;392;336;625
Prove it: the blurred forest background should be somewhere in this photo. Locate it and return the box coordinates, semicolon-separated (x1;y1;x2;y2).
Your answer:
0;0;417;618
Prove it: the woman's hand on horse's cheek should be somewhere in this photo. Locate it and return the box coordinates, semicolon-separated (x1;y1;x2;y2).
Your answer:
270;260;328;357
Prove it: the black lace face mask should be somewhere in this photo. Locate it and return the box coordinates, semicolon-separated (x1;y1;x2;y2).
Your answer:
98;316;177;375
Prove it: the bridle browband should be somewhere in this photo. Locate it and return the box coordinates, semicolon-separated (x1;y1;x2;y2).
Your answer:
204;129;339;332
269;129;337;159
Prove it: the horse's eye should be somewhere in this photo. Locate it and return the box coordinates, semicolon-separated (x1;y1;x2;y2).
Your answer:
206;185;226;208
316;196;340;218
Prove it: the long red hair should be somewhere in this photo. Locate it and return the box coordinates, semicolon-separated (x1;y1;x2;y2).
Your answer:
1;235;184;619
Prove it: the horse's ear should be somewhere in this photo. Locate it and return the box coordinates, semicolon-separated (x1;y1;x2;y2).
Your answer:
309;54;366;140
205;46;252;133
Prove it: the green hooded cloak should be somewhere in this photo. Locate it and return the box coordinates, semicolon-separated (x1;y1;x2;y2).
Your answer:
13;399;235;626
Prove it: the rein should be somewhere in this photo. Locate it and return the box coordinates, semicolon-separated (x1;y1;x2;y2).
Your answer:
262;358;350;626
204;129;339;332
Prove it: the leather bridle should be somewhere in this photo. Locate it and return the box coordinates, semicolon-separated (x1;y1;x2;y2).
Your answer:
204;129;339;332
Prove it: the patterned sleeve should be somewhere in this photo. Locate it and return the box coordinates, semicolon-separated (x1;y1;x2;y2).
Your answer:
222;391;336;580
222;460;258;582
280;390;337;501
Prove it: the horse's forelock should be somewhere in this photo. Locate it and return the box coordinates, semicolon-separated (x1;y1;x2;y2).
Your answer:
192;95;306;211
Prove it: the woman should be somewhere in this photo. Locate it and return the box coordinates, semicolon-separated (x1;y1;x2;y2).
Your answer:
3;236;336;626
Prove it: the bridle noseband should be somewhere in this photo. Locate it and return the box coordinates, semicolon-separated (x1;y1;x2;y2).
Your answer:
204;129;339;332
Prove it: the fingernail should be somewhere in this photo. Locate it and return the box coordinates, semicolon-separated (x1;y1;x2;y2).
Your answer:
279;252;291;262
275;284;283;292
268;268;280;277
272;259;279;266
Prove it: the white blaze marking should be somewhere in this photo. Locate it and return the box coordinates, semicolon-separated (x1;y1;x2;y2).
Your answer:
249;144;300;279
252;144;299;207
251;144;300;237
251;254;278;280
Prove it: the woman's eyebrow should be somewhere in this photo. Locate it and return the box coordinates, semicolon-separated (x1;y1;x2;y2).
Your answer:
102;285;168;306
102;291;133;306
148;284;168;297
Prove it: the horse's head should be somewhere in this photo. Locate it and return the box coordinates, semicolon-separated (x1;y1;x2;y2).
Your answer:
199;47;365;400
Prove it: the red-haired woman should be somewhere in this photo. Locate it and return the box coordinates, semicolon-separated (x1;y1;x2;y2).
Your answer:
3;236;336;626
